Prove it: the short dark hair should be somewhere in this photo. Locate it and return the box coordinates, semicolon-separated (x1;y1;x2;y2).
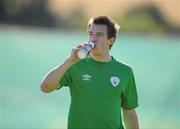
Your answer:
87;16;120;49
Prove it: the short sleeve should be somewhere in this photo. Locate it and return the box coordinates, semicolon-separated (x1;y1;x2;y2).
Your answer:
58;69;72;89
121;68;138;109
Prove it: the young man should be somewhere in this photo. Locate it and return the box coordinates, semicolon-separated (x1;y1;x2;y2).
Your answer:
40;16;139;129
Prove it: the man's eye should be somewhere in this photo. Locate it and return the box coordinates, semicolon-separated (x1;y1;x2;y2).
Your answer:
88;33;93;36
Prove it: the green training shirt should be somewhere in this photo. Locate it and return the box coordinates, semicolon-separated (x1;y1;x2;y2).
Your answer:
59;56;138;129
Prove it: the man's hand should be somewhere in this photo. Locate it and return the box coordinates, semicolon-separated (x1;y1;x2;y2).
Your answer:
69;44;88;64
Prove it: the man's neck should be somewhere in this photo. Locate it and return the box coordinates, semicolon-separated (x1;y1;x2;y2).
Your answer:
90;54;112;62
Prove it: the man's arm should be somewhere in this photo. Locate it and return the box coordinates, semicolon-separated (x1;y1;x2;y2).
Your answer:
40;44;84;93
40;58;73;93
122;108;139;129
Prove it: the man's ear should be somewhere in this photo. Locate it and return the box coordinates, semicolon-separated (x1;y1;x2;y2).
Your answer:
108;37;115;46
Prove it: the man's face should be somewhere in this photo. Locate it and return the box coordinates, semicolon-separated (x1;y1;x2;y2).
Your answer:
88;24;113;56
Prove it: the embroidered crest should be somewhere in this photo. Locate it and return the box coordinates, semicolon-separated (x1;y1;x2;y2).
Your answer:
110;76;120;87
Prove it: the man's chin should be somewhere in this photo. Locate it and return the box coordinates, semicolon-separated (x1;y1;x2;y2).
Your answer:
90;51;101;56
91;50;96;55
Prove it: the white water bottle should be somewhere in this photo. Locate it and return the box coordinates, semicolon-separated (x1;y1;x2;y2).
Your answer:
78;41;95;59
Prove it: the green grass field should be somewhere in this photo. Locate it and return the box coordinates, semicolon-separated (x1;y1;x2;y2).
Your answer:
0;27;180;129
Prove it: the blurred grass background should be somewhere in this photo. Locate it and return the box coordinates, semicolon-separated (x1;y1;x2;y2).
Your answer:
0;0;180;129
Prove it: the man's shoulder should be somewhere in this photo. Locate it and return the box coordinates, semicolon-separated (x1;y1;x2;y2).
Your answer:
113;58;132;71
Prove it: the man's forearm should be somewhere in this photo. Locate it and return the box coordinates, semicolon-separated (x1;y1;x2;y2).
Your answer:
40;58;73;93
40;43;85;93
122;109;139;129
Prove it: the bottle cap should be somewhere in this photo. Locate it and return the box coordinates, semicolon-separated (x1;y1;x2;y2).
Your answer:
87;41;95;48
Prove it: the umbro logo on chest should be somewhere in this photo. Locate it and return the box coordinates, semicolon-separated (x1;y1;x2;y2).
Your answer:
82;74;92;81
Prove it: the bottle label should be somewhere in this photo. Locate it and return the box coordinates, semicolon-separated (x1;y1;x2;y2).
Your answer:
77;41;94;59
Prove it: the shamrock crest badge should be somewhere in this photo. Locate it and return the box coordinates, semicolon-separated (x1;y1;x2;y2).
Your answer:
110;76;120;87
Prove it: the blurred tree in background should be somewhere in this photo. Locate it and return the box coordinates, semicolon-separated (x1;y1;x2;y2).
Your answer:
0;0;180;34
118;5;180;34
0;0;56;27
